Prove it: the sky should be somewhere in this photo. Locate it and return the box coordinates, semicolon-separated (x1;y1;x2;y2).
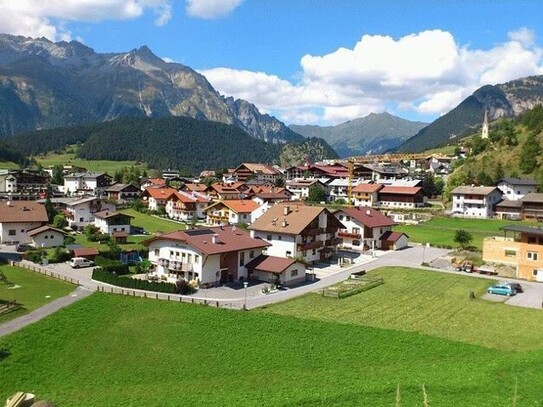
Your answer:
1;0;543;126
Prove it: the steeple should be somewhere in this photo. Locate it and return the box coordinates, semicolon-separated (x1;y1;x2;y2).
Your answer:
481;110;489;139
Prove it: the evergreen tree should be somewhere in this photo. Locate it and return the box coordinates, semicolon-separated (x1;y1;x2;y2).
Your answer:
307;185;326;203
494;162;505;181
519;134;541;174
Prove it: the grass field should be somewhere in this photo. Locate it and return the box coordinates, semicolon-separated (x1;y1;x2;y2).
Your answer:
2;289;543;406
0;160;20;169
120;208;186;234
394;216;539;250
0;265;75;323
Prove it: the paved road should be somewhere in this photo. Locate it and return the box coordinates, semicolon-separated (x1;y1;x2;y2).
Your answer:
0;286;93;337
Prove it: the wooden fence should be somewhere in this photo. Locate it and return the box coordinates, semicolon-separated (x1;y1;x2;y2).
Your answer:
0;299;20;315
10;261;80;285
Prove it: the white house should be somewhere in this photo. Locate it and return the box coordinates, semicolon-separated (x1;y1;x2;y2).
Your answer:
496;177;538;201
334;207;400;251
352;183;383;207
451;186;503;218
166;191;210;221
0;200;48;244
204;200;260;225
63;172;112;196
144;226;271;286
142;187;177;212
286;179;328;201
27;225;66;248
248;203;344;264
93;210;133;235
65;197;116;230
246;255;306;286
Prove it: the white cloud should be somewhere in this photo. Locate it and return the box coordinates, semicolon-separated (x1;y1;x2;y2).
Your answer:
201;29;543;125
185;0;243;19
0;0;172;41
162;57;175;63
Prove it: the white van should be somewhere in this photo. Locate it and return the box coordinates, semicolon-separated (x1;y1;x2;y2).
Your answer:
69;257;94;268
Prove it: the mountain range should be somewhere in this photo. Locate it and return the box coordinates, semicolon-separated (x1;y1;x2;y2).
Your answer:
0;34;303;144
290;112;427;158
399;75;543;152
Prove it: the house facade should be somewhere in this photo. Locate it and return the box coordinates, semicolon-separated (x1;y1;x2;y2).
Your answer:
65;197;116;230
64;172;112;196
27;225;66;248
249;203;344;264
451;186;502;218
0;200;48;244
233;163;279;183
144;226;271;285
204;200;260;225
246;255;306;286
93;211;133;235
142;187;177;211
105;183;141;203
496;177;538;201
352;183;383;207
378;186;426;209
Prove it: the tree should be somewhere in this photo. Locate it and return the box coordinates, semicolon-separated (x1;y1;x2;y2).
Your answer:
454;229;473;249
51;165;64;185
476;171;493;187
421;173;436;197
519;134;541;174
44;188;57;222
274;176;285;188
302;170;313;179
434;177;445;196
471;136;488;155
307;185;326;203
52;214;67;229
494;162;505;181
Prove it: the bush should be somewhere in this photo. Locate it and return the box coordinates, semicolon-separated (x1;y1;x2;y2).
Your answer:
49;247;71;263
94;256;130;275
176;279;197;295
92;268;178;294
25;250;45;264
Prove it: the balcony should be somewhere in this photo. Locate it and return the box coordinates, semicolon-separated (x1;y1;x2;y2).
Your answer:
167;260;193;272
298;241;323;251
462;198;485;205
325;238;343;246
302;227;322;236
338;231;361;239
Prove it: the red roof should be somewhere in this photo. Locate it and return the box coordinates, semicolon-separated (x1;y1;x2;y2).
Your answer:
144;187;177;199
143;226;270;255
0;201;48;223
72;247;99;257
380;231;408;242
352;183;383;193
379;186;422;195
337;207;397;228
205;200;260;214
245;255;300;274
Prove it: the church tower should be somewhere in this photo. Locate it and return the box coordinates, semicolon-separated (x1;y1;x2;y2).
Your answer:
481;110;489;139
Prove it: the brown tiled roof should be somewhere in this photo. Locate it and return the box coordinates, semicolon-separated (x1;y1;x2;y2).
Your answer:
143;226;270;255
27;225;67;237
144;187;177;199
105;183;140;193
380;231;408;242
246;255;300;274
94;210;133;220
352;183;383;193
184;183;209;193
236;163;279;175
521;193;543;203
379;186;422;195
112;231;129;238
336;207;397;228
451;186;498;195
205;200;260;214
248;202;344;235
72;247;99;257
0;201;48;223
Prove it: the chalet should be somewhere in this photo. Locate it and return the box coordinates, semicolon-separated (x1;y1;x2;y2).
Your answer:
249;203;344;264
483;225;543;281
496;177;538;201
246;255;306;286
286;179;328;201
328;178;362;203
0;170;49;195
208;182;246;201
352;183;383;207
27;225;66;248
519;193;543;221
105;183;141;203
140;178;167;190
334;207;401;251
144;226;271;285
204;200;260;225
284;164;349;180
166;191;210;221
142;187;177;211
0;200;48;244
364;163;408;182
182;183;210;194
451;186;502;218
233;163;279;183
64;172;112;196
93;210;133;235
249;189;292;206
65;197;116;230
378;186;425;209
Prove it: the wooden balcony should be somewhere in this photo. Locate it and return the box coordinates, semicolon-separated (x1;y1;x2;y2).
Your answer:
325;238;343;246
338;231;361;239
298;241;323;251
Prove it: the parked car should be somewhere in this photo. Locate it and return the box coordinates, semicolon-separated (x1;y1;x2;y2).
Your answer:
504;282;523;293
15;243;33;252
487;284;516;296
69;257;94;268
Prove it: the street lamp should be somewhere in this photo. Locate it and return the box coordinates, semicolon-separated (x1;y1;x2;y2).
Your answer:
243;281;249;310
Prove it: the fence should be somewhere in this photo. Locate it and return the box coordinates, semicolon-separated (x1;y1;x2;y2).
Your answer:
9;261;80;285
93;285;243;309
0;299;20;315
322;276;384;299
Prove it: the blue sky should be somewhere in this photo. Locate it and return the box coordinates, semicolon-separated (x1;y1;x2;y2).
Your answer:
1;1;543;125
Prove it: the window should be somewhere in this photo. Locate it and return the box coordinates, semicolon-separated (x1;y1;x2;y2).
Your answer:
45;235;48;239
267;234;272;240
170;250;174;257
249;250;254;258
353;227;360;234
239;251;245;267
504;249;517;257
8;229;15;236
527;252;539;261
154;249;159;256
286;250;292;257
312;249;316;255
194;255;199;263
339;215;344;220
533;269;540;277
20;229;24;233
290;269;298;277
352;240;360;246
278;236;282;240
79;217;84;222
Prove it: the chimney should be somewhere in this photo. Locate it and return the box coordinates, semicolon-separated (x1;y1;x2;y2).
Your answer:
212;234;219;244
283;205;290;216
282;218;288;228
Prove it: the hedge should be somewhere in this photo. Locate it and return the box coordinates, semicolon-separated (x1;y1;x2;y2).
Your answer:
92;268;177;293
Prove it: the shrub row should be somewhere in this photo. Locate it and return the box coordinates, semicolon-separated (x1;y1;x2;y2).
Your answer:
94;256;130;275
92;268;177;293
338;278;385;299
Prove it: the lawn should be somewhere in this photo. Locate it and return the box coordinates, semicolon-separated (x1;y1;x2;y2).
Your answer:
264;267;543;351
35;150;146;174
0;265;75;323
1;292;543;406
0;160;20;169
394;216;539;250
120;208;185;234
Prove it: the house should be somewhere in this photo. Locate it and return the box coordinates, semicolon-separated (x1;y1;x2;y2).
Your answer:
208;182;246;200
379;231;409;251
286;179;328;201
249;189;292;206
0;200;48;244
518;193;543;220
142;187;177;211
182;183;210;195
451;186;502;218
105;183;141;203
328;178;361;203
364;163;409;182
166;191;210;221
71;247;99;260
334;207;399;251
496;177;538;201
352;183;383;207
483;225;543;281
249;203;344;264
144;226;271;285
64;172;113;196
495;200;523;220
378;186;426;209
232;163;279;183
246;255;306;286
27;225;66;248
93;210;133;235
204;200;260;225
284;164;349;180
65;197;116;230
0;170;49;195
140;178;167;190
